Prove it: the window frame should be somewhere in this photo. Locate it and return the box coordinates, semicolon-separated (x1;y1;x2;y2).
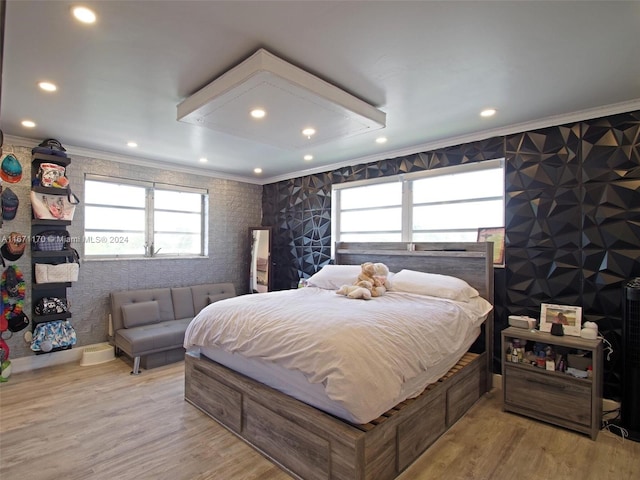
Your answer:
332;158;505;252
83;174;208;259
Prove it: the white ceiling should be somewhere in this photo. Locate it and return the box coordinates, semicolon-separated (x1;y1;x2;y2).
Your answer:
2;1;640;185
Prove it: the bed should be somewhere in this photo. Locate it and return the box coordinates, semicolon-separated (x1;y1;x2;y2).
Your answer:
184;242;494;480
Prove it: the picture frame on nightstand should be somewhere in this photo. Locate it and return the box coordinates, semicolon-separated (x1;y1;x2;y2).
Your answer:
539;303;582;337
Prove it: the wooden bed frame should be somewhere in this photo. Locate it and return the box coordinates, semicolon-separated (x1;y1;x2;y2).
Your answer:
185;242;494;480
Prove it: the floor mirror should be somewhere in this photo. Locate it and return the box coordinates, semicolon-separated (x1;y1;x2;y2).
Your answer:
249;226;272;293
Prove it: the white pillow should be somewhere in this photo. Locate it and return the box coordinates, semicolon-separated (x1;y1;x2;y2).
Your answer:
390;269;479;302
306;264;362;290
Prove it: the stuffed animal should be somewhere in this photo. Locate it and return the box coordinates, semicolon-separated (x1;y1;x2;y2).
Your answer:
356;262;390;297
336;262;391;300
357;262;376;281
356;262;377;288
372;263;390;296
336;280;373;300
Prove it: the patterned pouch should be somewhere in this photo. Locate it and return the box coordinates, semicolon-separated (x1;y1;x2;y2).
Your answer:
31;320;77;352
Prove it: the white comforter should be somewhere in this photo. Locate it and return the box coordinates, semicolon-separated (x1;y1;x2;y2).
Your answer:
184;287;492;423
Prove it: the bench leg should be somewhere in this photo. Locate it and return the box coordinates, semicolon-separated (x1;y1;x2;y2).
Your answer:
131;356;141;375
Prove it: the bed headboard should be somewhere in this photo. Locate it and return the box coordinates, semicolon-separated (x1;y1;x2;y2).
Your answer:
335;241;493;302
335;241;495;389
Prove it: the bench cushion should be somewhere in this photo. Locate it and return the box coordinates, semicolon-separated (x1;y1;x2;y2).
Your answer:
115;318;192;356
111;288;175;332
171;287;195;319
121;300;160;328
192;283;236;313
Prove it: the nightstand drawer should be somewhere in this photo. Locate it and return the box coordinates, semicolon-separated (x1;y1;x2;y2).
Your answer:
504;365;591;427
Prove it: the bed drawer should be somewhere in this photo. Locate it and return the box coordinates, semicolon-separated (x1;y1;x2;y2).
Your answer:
185;358;243;433
504;365;591;426
397;388;446;471
446;357;481;426
244;398;331;480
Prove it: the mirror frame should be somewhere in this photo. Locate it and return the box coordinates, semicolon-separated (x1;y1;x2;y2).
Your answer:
248;226;273;293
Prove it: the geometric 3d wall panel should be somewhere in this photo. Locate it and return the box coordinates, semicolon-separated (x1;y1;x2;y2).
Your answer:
505;247;582;307
505;188;582;249
581;113;640;182
582;181;640;250
506;124;581;190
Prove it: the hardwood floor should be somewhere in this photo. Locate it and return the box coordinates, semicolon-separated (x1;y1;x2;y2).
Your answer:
1;358;639;480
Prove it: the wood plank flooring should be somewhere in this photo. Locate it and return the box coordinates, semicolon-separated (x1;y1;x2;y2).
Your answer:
1;358;639;480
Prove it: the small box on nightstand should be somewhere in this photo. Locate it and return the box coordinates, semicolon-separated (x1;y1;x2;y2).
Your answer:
508;315;536;329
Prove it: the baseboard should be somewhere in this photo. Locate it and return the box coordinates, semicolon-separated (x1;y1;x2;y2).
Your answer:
10;342;112;374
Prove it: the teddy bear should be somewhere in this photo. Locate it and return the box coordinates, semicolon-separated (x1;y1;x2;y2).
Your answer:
372;262;390;296
336;280;373;300
337;262;390;300
356;262;377;290
355;262;390;298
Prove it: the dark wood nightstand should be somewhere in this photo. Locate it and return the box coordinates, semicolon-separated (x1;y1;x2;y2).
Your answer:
501;326;603;439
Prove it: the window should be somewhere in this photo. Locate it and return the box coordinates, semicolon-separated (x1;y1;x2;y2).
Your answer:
84;175;208;258
332;159;504;245
412;163;504;241
337;182;403;242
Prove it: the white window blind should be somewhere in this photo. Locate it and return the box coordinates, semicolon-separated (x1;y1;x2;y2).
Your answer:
332;159;504;245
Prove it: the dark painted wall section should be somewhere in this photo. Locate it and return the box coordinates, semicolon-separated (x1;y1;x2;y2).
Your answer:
263;111;640;400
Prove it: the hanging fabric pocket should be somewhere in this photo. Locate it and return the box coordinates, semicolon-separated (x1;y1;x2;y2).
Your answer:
30;190;80;221
31;320;76;352
32;230;70;252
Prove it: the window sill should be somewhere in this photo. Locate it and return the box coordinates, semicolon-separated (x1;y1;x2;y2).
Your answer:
84;255;209;262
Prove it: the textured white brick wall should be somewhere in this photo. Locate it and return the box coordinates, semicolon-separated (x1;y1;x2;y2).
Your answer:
2;143;262;359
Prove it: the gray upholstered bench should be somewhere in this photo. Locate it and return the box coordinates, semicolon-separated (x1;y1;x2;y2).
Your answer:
110;283;236;374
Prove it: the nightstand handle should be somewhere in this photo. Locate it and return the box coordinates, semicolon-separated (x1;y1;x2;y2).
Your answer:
525;377;566;390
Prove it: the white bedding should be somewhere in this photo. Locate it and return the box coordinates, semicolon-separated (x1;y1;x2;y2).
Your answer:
184;287;492;424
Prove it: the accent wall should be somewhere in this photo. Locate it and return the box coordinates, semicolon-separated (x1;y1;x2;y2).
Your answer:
262;110;640;400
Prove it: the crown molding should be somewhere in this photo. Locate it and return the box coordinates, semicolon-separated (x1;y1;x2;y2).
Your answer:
6;99;639;186
3;135;263;185
261;99;640;184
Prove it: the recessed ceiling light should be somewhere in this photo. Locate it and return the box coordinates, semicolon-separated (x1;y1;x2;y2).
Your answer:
480;108;497;117
72;6;97;24
199;157;208;163
127;141;138;148
250;109;266;119
38;81;57;92
302;128;316;138
375;136;388;144
21;120;36;128
303;154;313;161
254;168;263;174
